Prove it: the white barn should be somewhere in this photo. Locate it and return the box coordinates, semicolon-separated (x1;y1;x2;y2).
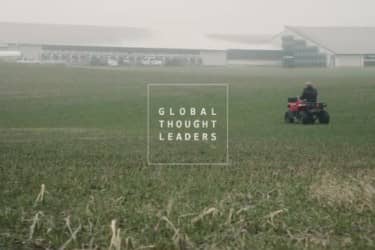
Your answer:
280;26;375;68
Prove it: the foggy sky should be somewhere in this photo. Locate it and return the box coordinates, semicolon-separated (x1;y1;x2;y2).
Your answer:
1;0;374;34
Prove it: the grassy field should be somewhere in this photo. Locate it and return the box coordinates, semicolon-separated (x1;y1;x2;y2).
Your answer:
1;63;375;249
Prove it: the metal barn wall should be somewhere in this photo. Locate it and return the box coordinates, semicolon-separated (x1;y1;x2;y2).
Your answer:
335;55;363;67
199;51;226;66
18;45;42;61
227;59;281;66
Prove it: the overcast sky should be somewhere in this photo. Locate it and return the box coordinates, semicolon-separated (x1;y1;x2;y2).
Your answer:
1;0;374;34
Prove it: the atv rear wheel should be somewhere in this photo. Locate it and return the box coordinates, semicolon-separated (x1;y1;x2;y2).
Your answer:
318;110;330;124
301;111;314;124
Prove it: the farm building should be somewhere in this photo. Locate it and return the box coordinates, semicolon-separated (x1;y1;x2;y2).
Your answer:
227;49;283;66
3;23;373;68
0;22;281;67
279;26;375;67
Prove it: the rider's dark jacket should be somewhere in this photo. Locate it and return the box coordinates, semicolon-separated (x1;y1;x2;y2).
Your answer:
301;86;318;102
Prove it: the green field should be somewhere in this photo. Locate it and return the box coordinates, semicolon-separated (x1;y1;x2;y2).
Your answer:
1;64;375;249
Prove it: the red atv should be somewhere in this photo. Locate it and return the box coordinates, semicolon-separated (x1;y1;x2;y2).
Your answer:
284;97;330;124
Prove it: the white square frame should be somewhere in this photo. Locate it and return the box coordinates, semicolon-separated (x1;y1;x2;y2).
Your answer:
147;83;229;166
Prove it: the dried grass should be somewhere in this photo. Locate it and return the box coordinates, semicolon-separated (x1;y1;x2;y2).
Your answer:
108;220;122;250
34;184;46;207
310;171;375;211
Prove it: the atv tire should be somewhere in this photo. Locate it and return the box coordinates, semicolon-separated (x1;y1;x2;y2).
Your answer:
318;110;330;124
284;111;294;123
301;111;313;124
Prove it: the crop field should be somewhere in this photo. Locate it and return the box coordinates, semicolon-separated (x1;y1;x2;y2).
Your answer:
1;63;375;249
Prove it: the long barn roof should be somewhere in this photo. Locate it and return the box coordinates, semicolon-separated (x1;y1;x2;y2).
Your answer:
0;22;280;51
0;22;150;47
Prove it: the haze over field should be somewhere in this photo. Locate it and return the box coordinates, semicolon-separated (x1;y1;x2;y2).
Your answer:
1;0;375;249
1;0;375;34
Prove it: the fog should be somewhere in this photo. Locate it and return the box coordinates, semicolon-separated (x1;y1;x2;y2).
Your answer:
1;0;375;34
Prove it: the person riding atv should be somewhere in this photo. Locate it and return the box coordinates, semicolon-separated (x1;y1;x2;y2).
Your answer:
284;82;330;124
300;82;318;102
